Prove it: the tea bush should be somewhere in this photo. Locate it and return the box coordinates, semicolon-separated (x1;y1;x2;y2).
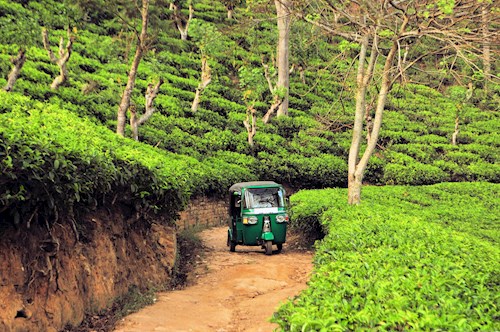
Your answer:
383;162;449;185
274;183;500;331
0;92;257;230
0;0;498;204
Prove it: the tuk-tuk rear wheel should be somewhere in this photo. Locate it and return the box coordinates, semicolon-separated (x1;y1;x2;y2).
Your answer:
265;241;273;255
277;243;283;252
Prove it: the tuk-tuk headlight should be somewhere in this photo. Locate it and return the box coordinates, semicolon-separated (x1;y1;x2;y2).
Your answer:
276;215;289;223
243;216;258;225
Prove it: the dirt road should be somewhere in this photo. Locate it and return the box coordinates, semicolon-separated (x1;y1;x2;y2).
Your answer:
114;226;313;332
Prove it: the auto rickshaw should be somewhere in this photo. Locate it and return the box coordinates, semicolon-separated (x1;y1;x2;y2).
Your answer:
227;181;288;255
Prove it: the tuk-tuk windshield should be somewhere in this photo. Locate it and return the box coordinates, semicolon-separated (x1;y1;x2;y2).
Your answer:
243;187;285;209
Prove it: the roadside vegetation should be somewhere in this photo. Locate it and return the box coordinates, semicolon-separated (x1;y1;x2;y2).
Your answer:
273;182;500;330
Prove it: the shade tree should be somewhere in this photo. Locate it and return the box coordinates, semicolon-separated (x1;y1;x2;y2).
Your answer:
293;0;497;204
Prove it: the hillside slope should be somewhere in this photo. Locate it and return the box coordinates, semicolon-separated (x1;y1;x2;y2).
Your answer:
0;0;498;190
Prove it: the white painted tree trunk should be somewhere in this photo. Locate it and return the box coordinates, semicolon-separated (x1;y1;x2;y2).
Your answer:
130;79;163;141
482;5;491;92
191;56;211;113
244;106;257;147
173;4;193;41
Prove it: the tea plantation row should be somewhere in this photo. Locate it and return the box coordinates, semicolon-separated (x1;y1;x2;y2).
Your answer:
0;92;255;228
273;182;499;331
0;0;498;193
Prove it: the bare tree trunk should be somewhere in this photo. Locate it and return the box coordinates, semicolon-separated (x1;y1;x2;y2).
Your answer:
262;95;282;124
130;78;164;141
298;65;305;84
451;115;459;145
129;105;139;141
261;62;282;124
243;106;257;147
227;8;233;20
348;19;405;205
275;0;291;118
3;48;26;92
191;56;211;113
42;28;74;90
117;0;149;136
173;4;193;41
348;33;371;205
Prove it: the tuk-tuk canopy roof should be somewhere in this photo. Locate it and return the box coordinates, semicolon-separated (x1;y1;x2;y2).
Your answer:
229;181;282;193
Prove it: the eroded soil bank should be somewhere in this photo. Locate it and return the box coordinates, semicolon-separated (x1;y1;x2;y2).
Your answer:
0;208;176;332
114;226;313;332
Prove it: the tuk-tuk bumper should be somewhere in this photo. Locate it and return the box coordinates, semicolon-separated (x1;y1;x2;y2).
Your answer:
261;232;275;241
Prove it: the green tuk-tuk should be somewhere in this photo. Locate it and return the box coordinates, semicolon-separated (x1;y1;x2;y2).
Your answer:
227;181;288;255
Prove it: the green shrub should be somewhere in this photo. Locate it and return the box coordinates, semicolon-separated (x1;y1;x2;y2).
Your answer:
270;116;319;139
289;132;337;157
0;93;257;230
467;162;500;183
288;154;348;189
444;151;481;165
288;188;343;243
390;144;437;163
273;183;500;331
384;162;449;185
364;155;386;185
462;144;499;163
433;160;472;182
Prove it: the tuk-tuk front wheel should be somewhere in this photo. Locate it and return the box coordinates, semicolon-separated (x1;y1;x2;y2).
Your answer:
265;240;273;255
227;233;236;252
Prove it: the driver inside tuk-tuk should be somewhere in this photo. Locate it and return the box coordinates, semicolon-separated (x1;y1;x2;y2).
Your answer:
244;188;284;209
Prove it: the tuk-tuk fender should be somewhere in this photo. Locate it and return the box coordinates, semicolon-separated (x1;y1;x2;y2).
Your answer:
261;232;274;241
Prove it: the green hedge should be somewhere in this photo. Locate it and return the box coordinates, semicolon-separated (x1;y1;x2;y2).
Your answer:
273;182;500;331
0;92;255;230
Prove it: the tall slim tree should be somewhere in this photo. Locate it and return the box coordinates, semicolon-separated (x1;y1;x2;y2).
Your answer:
275;0;291;118
1;8;38;92
116;0;149;136
191;55;211;112
481;4;492;92
243;0;292;123
220;0;243;19
171;1;193;40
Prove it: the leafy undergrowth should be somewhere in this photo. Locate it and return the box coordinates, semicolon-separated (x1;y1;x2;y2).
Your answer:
275;182;499;331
